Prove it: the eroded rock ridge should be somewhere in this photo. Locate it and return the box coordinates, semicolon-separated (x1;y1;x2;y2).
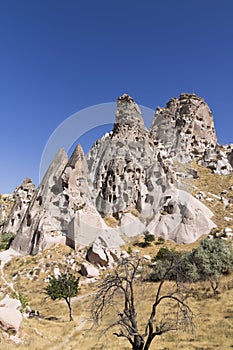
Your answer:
2;92;231;255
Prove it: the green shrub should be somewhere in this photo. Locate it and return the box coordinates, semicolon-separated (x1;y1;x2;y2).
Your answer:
148;238;233;294
0;232;15;250
156;236;165;245
13;291;29;312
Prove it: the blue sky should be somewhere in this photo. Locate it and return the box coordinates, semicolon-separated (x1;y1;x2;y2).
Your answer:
0;0;232;193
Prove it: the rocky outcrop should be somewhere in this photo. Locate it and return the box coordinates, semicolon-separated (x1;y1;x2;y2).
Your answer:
7;93;223;254
0;178;35;235
86;236;121;267
11;149;68;255
0;194;14;226
200;144;233;175
150;93;217;162
147;188;216;243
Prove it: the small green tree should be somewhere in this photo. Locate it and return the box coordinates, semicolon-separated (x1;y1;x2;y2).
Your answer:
149;239;233;295
45;272;80;321
190;238;233;294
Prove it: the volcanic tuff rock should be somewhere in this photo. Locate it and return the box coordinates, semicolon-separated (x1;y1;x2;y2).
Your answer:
0;194;14;226
0;178;35;234
3;92;231;255
151;93;217;162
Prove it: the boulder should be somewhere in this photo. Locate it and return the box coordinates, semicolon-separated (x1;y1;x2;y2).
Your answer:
80;262;99;278
147;189;216;244
87;236;120;267
0;307;22;335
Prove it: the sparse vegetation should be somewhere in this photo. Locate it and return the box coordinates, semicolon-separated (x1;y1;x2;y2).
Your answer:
92;257;193;350
149;238;233;295
0;232;15;250
45;272;80;321
136;231;155;248
12;290;30;312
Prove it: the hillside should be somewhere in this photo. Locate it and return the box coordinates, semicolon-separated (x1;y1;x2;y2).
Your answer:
0;92;233;349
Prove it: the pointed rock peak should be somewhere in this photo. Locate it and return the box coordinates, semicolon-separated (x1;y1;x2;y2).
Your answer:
68;144;85;168
117;93;135;103
39;148;68;191
115;93;145;128
51;148;69;165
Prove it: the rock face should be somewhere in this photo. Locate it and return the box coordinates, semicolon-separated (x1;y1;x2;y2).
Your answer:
3;92;228;255
0;194;14;226
0;178;35;235
151;93;217;162
11;149;68;254
200;144;233;175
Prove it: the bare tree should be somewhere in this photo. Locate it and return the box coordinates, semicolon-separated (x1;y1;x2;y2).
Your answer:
92;257;193;350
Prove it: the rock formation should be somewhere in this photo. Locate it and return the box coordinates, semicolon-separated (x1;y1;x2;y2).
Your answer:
0;179;35;234
150;93;217;162
0;194;14;226
11;149;68;255
3;92;230;256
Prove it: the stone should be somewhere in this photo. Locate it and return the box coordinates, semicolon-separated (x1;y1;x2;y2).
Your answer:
188;168;199;179
0;178;35;234
224;217;232;222
143;255;151;261
150;93;217;163
11;149;68;255
120;250;130;259
86;236;120;267
120;213;146;238
147;189;216;244
0;307;22;335
224;227;233;233
8;93;219;255
0;295;21;310
80;262;99;278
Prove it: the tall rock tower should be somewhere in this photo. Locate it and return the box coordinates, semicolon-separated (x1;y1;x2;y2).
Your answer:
150;93;217;162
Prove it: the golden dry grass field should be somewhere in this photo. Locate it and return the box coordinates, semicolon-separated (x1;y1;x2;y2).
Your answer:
0;238;232;350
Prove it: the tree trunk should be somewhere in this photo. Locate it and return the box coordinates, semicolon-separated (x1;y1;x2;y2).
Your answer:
132;335;144;350
65;298;73;321
143;337;153;350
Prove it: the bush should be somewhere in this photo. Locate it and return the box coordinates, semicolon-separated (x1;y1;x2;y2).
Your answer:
144;231;155;244
136;231;155;248
13;291;29;312
0;232;15;250
148;239;233;294
190;238;233;279
156;236;165;245
149;248;183;282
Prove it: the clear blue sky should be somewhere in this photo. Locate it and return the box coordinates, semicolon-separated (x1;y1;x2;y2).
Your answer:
0;0;232;193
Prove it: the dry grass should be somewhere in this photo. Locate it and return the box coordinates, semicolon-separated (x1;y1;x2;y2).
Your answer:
176;161;233;231
0;241;232;349
103;216;119;228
